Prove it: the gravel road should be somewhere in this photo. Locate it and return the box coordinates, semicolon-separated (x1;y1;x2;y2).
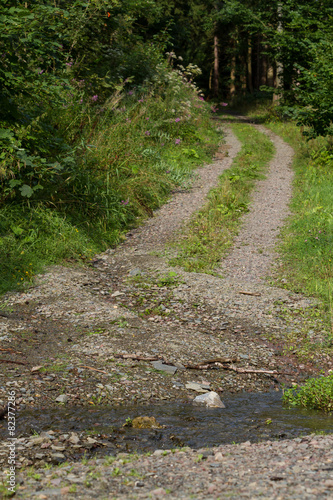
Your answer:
0;121;332;499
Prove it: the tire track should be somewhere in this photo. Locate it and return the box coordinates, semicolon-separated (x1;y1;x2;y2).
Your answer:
219;124;294;283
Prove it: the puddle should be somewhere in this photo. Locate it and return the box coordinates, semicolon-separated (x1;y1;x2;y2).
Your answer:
1;392;332;454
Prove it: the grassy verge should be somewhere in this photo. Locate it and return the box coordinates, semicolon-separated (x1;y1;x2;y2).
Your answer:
265;121;333;339
168;122;274;273
0;69;220;295
283;372;333;412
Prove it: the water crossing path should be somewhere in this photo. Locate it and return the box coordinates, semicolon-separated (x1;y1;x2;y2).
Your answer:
1;120;332;499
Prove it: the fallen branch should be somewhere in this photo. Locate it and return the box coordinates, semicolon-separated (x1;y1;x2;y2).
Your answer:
185;363;213;370
185;358;238;369
202;357;238;364
0;359;26;366
239;291;261;296
0;348;22;354
79;365;108;374
114;354;161;362
219;364;292;375
186;360;291;376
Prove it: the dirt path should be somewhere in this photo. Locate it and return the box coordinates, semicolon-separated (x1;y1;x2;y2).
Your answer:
220;125;294;283
0;122;332;498
120;126;242;252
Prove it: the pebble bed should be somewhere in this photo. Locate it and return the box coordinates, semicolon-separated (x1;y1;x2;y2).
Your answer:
4;434;333;499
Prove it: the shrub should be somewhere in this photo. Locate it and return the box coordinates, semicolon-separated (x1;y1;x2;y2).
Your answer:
283;372;333;412
0;53;220;295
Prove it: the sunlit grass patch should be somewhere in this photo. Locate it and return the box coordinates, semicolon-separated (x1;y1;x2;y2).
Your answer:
0;205;98;295
267;121;333;338
283;372;333;412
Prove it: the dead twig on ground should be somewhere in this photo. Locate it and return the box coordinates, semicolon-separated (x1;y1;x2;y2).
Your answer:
185;358;239;369
219;363;292;375
0;359;26;365
0;347;23;354
186;359;291;375
79;365;108;374
114;354;161;362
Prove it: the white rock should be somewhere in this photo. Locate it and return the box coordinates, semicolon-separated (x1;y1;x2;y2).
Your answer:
31;365;43;373
68;433;80;445
55;394;68;403
193;391;225;408
153;450;165;456
86;437;98;444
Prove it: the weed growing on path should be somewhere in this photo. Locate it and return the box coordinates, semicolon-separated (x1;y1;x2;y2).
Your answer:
168;123;274;273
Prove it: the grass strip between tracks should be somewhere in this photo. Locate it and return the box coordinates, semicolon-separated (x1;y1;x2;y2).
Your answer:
168;122;274;274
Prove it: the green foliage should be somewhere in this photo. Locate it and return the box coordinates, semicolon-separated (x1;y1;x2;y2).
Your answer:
293;36;333;138
157;271;182;287
283;373;333;412
267;121;333;329
0;204;98;294
0;0;167;204
0;48;220;294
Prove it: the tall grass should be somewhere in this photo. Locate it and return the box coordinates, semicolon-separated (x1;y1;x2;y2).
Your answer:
267;122;333;334
0;63;220;295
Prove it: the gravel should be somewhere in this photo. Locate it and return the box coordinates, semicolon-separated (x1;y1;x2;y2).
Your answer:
3;434;333;498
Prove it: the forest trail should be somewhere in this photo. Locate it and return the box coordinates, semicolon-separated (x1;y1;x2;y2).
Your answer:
1;121;332;499
220;124;294;283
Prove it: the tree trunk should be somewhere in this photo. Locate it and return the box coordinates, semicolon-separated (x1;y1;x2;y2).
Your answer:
213;34;219;97
267;62;274;87
247;38;253;93
273;3;283;103
230;53;236;98
256;35;260;90
261;51;268;86
240;57;247;94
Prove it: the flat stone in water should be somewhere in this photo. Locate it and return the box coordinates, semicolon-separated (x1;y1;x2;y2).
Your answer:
193;391;226;408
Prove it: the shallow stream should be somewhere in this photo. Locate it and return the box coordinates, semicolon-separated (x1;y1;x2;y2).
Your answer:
1;392;332;455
